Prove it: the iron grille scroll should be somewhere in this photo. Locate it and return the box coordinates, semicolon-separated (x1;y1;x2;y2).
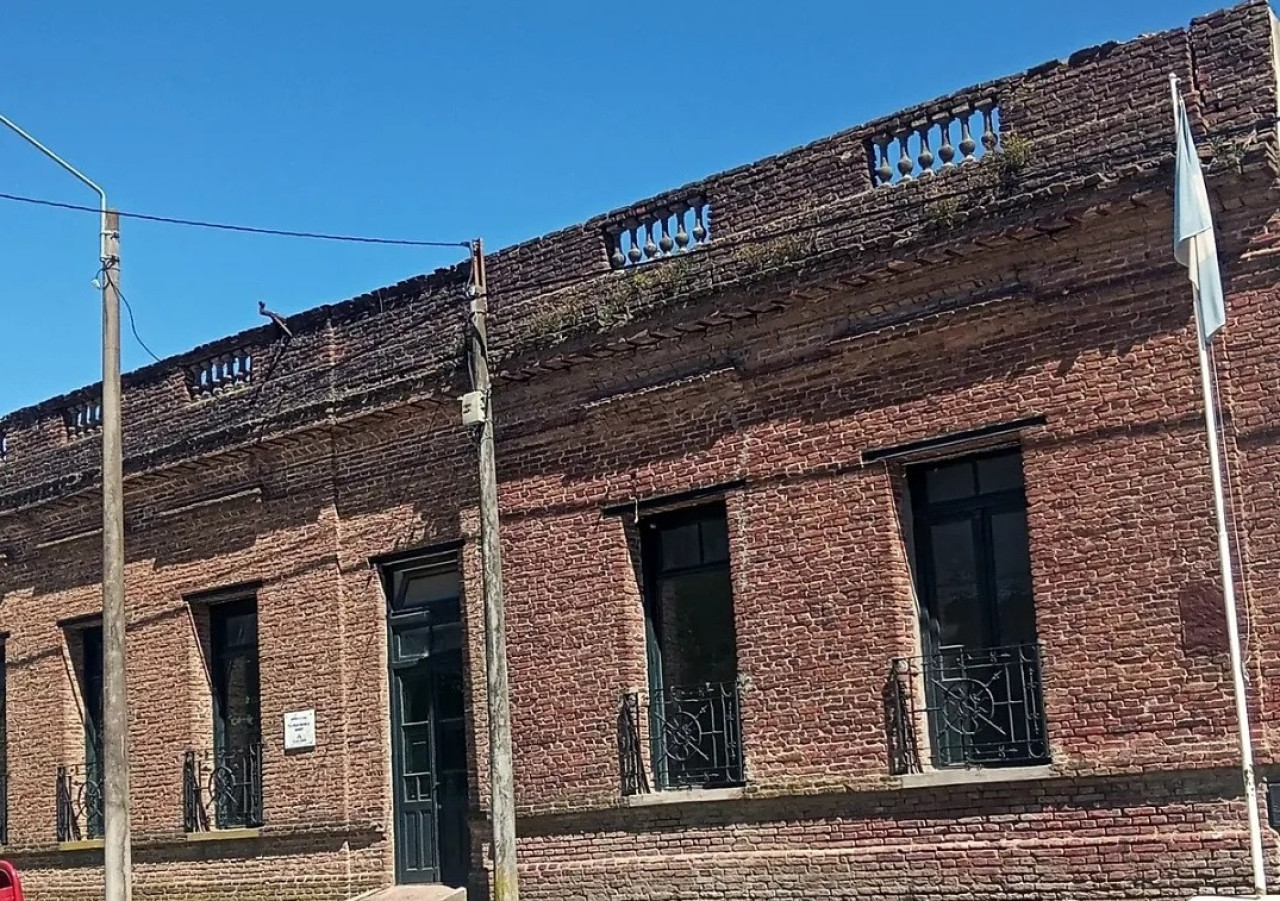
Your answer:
887;643;1049;775
618;681;744;795
56;762;104;841
182;745;263;831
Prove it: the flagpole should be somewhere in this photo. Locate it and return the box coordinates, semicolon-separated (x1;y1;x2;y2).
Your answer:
1171;72;1268;900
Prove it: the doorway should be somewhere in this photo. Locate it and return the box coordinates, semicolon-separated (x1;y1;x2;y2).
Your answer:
385;551;471;887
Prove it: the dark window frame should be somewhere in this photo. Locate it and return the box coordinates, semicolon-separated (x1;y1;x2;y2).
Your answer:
636;501;744;791
207;596;263;830
900;447;1049;770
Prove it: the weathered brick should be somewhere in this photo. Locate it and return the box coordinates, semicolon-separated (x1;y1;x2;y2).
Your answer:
2;3;1280;900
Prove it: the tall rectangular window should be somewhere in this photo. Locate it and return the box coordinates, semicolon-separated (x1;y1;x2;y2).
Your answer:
65;625;105;840
889;449;1049;771
209;599;262;828
635;503;743;790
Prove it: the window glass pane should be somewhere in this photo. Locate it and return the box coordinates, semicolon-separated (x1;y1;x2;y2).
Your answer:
219;656;260;749
212;603;260;751
977;453;1024;495
395;626;433;661
927;518;989;650
81;627;104;746
700;515;730;564
990;509;1036;645
924;461;975;503
221;611;257;649
656;568;737;687
430;621;464;653
395;564;461;611
658;522;702;571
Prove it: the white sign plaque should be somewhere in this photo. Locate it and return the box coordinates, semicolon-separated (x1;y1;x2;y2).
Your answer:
283;709;316;751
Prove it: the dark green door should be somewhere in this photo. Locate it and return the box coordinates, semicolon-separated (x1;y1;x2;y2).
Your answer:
392;653;468;885
386;553;470;887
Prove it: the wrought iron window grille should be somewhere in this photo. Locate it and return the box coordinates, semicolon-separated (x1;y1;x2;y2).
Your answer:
886;643;1049;775
183;745;264;831
619;680;744;795
56;762;104;842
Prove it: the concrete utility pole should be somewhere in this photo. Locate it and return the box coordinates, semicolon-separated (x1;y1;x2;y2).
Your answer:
464;239;519;901
101;209;132;901
0;114;131;901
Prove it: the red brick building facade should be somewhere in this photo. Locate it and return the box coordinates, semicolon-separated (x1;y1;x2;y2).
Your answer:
3;3;1280;898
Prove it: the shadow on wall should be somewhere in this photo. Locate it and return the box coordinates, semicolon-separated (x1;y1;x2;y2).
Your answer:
7;412;474;596
500;273;1192;489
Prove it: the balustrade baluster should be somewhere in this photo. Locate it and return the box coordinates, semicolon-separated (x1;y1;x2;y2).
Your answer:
875;136;893;186
916;120;934;177
659;215;674;255
979;100;998;154
674;209;690;250
608;227;626;269
691;200;707;244
626;223;642;265
936;114;956;171
959;111;977;163
896;131;915;181
643;222;659;260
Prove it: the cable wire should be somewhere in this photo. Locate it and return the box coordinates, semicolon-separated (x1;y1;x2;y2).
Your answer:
0;191;470;248
119;288;162;364
93;266;162;364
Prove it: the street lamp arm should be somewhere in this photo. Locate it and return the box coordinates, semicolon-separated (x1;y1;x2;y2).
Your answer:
0;113;109;259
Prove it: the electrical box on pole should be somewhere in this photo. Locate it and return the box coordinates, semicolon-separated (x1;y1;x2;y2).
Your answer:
460;390;487;426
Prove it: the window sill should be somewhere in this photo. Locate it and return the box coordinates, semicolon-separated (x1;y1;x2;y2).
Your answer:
623;786;746;807
185;827;261;842
59;839;105;852
898;764;1057;789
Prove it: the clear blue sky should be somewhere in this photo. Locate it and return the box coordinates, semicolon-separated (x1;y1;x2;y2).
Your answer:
1;0;1229;416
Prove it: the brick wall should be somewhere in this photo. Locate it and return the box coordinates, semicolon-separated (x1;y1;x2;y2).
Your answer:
1;3;1280;900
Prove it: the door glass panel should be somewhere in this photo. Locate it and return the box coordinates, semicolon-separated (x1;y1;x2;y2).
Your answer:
435;722;466;773
990;509;1036;645
928;518;988;650
401;671;432;724
403;727;433;778
434;668;465;722
219;655;260;749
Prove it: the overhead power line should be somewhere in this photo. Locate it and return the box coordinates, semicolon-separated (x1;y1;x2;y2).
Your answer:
0;190;470;248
